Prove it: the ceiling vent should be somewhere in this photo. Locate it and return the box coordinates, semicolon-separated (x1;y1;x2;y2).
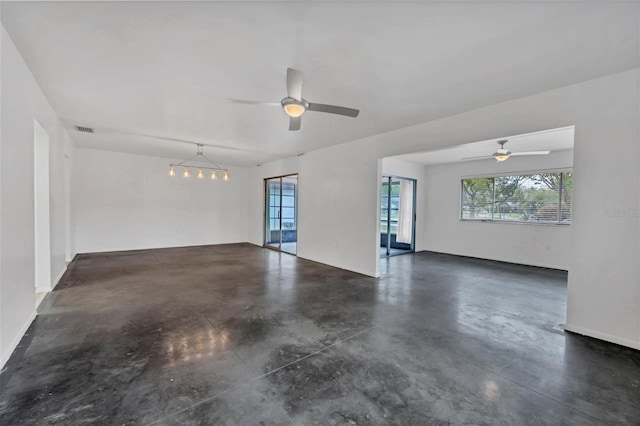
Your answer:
75;126;94;133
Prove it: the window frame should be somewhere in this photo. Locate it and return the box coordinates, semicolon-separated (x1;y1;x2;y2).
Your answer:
459;168;572;226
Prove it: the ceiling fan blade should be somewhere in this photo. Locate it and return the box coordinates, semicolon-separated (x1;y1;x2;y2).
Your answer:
286;68;304;101
228;98;280;106
308;103;359;117
289;116;301;131
510;151;551;156
461;155;493;161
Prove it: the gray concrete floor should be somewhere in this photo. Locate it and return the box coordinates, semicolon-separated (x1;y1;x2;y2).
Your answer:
267;242;297;255
0;244;638;425
380;247;412;257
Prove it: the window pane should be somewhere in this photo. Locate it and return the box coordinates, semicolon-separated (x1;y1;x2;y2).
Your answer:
282;196;295;207
281;207;295;220
559;172;572;223
462;172;571;224
494;174;564;222
461;178;494;220
535;173;563;222
390;182;400;196
494;175;526;221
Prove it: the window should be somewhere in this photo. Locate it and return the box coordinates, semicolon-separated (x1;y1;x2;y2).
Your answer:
281;181;296;231
380;180;400;234
266;181;297;231
461;171;572;224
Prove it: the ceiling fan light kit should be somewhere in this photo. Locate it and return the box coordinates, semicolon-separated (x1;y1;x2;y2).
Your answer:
492;140;512;162
168;144;229;181
230;68;360;131
282;97;308;118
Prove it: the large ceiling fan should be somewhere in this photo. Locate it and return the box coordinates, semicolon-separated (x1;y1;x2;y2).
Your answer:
230;68;359;131
462;140;550;162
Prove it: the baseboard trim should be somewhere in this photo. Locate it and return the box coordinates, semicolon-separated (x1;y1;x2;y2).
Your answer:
296;255;376;278
249;242;376;277
564;323;640;350
35;292;47;310
418;250;568;272
75;241;248;256
1;311;36;370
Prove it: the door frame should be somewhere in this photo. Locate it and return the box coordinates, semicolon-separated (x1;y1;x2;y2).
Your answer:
263;173;298;254
380;175;417;257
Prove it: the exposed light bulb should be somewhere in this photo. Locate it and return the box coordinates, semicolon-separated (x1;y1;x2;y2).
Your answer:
211;170;217;180
223;171;229;181
168;166;175;177
183;168;191;178
197;169;204;179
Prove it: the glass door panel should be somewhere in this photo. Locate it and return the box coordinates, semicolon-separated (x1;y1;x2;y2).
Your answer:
265;178;282;249
380;177;390;255
280;175;297;255
264;174;298;255
380;176;416;257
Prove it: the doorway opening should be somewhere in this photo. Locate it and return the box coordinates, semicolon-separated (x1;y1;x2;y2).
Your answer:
34;120;51;308
380;176;416;257
265;174;298;255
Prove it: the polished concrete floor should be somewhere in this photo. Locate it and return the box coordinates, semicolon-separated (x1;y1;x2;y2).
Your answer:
380;247;412;258
1;244;638;425
267;242;297;255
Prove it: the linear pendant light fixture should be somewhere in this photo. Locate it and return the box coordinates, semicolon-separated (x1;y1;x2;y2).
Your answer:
169;144;229;181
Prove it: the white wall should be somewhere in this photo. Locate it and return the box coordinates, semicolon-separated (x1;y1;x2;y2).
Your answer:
73;148;249;253
248;152;380;276
34;120;52;292
421;150;573;269
64;150;73;262
251;69;639;349
1;26;74;367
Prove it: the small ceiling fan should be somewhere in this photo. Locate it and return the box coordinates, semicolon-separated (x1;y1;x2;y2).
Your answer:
229;68;359;131
462;140;550;162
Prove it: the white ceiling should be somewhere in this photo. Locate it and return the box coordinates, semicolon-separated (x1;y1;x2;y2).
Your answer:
2;2;637;166
392;126;574;166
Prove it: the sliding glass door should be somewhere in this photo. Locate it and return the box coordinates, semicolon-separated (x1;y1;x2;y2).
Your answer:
265;177;282;249
265;174;298;255
380;176;416;257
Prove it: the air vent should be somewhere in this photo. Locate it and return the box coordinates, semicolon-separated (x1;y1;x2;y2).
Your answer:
75;126;94;133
